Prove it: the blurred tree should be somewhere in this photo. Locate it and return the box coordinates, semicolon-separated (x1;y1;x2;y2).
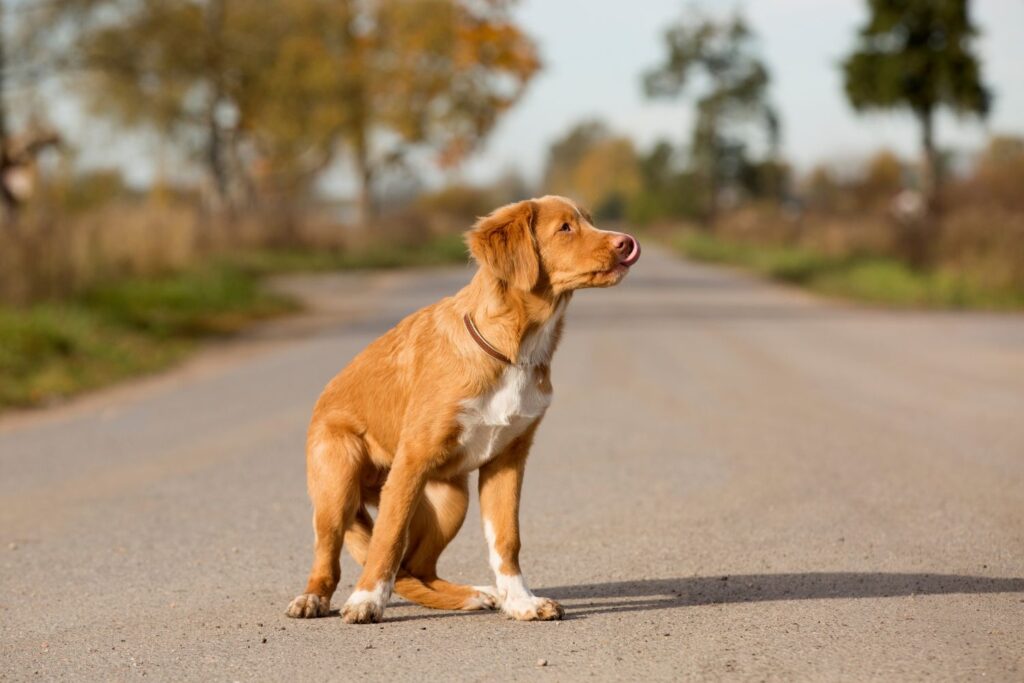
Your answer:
858;149;905;204
543;120;611;197
261;0;540;227
804;164;841;212
416;167;530;227
965;135;1024;211
489;167;532;205
573;138;640;220
32;0;539;227
643;10;779;223
418;182;499;223
628;140;703;224
741;158;790;202
29;0;282;211
842;0;990;213
542;121;641;220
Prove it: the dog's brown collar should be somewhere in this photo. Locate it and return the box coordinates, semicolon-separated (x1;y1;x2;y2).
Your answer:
463;313;513;365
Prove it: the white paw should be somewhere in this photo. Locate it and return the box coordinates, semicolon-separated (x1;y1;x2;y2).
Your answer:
502;596;564;621
341;584;389;624
286;593;331;618
341;598;383;624
462;585;501;610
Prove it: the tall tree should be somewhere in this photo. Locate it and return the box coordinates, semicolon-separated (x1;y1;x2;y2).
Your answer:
266;0;540;227
643;10;778;223
842;0;990;212
30;0;538;224
62;0;285;210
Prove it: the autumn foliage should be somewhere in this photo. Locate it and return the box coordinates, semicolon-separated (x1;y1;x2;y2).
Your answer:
18;0;539;226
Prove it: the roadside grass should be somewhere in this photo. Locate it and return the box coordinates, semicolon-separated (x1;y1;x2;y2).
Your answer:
0;265;294;410
0;234;469;411
675;231;1024;310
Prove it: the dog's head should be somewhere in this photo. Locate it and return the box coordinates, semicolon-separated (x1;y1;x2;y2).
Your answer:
467;195;640;295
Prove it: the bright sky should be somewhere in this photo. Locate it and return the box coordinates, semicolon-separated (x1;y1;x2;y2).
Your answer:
461;0;1024;183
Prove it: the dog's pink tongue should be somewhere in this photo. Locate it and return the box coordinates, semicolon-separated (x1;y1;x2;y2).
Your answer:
622;236;641;267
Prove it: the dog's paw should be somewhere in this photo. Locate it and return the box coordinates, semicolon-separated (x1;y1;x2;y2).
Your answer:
503;596;564;621
286;593;331;618
341;599;383;624
462;585;501;611
341;587;387;624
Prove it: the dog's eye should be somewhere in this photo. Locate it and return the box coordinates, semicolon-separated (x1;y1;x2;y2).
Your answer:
559;223;572;233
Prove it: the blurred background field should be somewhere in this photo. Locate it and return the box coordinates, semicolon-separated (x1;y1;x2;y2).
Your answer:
0;0;1022;409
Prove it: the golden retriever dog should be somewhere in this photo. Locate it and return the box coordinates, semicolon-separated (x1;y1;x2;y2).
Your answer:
286;195;640;623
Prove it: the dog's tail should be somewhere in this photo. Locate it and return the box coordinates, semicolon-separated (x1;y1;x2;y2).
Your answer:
344;508;493;611
394;574;488;611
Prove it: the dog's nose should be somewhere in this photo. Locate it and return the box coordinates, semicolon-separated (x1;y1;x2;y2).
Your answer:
612;233;641;266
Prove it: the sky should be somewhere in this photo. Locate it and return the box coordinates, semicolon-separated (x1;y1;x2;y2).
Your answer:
460;0;1024;184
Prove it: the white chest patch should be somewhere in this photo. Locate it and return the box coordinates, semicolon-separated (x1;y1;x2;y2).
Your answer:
456;365;551;473
455;303;565;473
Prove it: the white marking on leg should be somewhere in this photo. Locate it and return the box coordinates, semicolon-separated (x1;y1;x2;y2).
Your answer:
346;578;392;607
484;519;505;575
483;519;561;620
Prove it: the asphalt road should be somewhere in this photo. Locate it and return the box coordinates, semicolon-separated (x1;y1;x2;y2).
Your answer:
2;246;1023;681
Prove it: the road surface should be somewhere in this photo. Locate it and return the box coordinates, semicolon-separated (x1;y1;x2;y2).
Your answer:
2;246;1023;681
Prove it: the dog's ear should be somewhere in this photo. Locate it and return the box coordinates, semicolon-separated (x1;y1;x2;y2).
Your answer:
467;200;539;291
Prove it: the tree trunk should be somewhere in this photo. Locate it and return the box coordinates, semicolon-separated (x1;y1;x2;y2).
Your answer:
350;62;374;232
204;0;231;211
705;149;719;227
0;5;20;226
205;106;231;210
900;106;939;266
918;107;940;214
694;102;720;228
352;112;375;230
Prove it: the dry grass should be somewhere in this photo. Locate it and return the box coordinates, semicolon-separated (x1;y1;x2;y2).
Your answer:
709;200;1024;292
0;200;463;306
672;200;1024;310
937;205;1024;291
1;203;201;304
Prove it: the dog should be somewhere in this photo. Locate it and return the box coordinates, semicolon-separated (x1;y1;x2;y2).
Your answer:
286;195;640;623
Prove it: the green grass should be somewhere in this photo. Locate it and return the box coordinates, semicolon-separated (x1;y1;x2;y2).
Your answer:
0;265;295;410
84;265;296;337
0;234;469;411
675;232;1024;310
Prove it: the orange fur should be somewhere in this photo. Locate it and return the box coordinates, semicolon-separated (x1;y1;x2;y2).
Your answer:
285;195;640;623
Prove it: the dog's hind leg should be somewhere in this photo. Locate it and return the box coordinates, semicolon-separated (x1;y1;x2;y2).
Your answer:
343;504;374;566
286;423;364;618
348;500;491;610
393;476;499;611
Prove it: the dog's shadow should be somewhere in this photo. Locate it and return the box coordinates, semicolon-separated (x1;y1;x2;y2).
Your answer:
357;571;1024;622
540;572;1024;618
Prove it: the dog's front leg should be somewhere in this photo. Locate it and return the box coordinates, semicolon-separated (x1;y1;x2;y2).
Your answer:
477;428;564;621
341;450;430;624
